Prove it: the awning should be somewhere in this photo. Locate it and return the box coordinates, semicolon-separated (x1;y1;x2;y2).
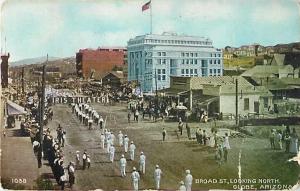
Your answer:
197;97;219;106
158;88;189;96
6;100;27;116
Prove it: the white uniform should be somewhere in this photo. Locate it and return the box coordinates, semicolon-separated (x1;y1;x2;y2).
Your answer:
124;137;129;153
118;132;124;146
129;144;136;160
139;154;146;174
223;136;231;149
76;153;80;167
110;134;116;145
120;157;127;177
100;134;105;149
154;168;162;189
185;174;193;191
131;171;140;191
106;138;111;153
109;145;115;162
179;185;186;191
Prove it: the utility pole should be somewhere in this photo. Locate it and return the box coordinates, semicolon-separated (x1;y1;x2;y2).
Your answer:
21;67;25;94
235;78;239;127
38;56;47;168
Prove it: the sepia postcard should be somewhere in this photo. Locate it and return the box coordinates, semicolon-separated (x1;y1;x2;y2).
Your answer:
1;0;300;190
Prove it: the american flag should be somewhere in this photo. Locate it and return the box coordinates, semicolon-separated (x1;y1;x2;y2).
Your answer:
142;1;151;12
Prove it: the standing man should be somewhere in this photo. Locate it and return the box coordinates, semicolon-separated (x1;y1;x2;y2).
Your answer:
82;151;87;170
203;130;207;145
99;116;104;129
186;122;191;140
109;144;115;163
185;169;193;191
131;167;140;191
124;135;129;153
100;133;105;149
178;119;184;135
139;152;146;174
120;154;127;177
154;164;162;190
75;151;80;169
68;162;75;189
128;111;131;123
88;117;93;130
106;137;111;153
223;133;231;162
134;109;139;122
118;131;124;147
162;128;167;141
87;155;91;169
129;141;136;161
110;132;116;145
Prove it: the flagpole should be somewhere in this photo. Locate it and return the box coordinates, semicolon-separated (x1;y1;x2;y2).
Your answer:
150;0;152;34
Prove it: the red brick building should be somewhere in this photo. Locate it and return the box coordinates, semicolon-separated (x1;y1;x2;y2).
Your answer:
1;53;10;88
76;47;126;79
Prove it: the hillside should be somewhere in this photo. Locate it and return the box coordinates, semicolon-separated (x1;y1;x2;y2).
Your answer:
10;56;61;66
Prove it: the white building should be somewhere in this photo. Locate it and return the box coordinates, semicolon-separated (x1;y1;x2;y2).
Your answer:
127;32;223;93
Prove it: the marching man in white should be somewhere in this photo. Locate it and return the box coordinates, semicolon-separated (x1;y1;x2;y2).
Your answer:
110;132;116;145
154;164;162;190
124;135;129;153
100;133;105;149
109;144;115;162
106;137;111;153
129;141;136;161
118;131;124;147
139;152;146;174
75;151;80;169
131;167;140;191
185;169;193;191
120;154;127;177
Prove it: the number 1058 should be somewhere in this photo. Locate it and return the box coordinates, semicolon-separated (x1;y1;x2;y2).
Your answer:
11;178;26;184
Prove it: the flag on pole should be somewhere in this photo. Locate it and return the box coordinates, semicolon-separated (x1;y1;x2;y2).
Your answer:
142;1;151;11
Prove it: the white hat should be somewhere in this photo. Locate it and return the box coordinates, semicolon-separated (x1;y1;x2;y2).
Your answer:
121;154;124;157
131;141;134;144
133;167;136;171
76;151;80;153
180;181;184;185
186;170;190;174
156;164;159;168
140;152;144;154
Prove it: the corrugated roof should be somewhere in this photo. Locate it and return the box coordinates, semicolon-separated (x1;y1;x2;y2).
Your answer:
219;77;273;96
241;65;286;77
190;76;235;89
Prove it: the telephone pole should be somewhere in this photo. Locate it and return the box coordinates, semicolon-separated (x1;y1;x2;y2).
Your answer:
235;78;239;127
21;67;25;94
38;56;47;168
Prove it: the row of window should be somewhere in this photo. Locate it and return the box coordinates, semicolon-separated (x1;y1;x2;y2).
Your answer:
209;69;222;74
157;52;166;56
181;59;221;65
181;52;221;58
143;39;212;46
154;59;221;65
181;69;199;75
130;51;222;59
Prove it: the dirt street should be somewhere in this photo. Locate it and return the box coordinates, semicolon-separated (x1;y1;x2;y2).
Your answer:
47;103;298;190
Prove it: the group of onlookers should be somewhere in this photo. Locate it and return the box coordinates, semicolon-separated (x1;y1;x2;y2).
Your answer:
270;125;299;154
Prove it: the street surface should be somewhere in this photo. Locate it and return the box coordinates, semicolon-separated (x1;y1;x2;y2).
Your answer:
45;103;298;190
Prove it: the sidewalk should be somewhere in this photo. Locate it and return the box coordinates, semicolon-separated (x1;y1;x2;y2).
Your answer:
1;120;55;190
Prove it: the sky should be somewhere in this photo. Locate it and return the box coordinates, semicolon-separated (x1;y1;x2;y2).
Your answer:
1;0;300;61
